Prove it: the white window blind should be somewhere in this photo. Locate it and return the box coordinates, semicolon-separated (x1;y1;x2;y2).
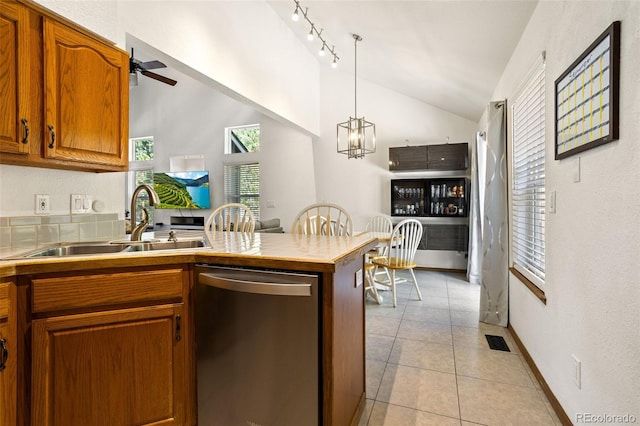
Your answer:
511;56;546;288
224;163;260;220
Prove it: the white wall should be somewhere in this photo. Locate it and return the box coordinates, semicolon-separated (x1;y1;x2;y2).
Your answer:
489;1;640;421
118;0;320;135
0;0;319;220
129;63;316;229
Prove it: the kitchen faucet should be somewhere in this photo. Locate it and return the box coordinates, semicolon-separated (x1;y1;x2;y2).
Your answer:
130;184;160;241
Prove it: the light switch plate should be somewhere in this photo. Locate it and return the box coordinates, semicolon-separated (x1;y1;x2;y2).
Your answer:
548;190;556;214
71;194;92;214
573;157;581;183
355;269;363;288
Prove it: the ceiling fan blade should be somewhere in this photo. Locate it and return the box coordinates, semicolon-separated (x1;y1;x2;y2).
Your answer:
139;60;166;70
140;70;177;86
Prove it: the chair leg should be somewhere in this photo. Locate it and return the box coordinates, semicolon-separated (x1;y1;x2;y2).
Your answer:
410;268;422;301
365;267;382;304
391;270;397;308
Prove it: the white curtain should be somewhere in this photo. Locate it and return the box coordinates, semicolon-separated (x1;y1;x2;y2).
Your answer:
471;101;509;327
467;132;486;285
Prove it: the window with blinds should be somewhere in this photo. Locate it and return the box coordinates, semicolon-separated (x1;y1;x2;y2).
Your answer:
511;56;546;289
127;137;155;225
224;163;260;219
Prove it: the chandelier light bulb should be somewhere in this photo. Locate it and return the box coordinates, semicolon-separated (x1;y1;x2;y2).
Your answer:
319;43;326;56
307;25;314;41
292;6;299;22
332;56;338;68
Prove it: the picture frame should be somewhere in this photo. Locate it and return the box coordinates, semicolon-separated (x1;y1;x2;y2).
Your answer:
554;21;620;160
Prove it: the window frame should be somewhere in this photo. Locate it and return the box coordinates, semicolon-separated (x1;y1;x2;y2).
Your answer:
127;137;155;225
510;55;546;293
224;124;260;154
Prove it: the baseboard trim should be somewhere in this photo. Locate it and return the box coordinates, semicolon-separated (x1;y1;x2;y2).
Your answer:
508;323;573;426
415;266;467;274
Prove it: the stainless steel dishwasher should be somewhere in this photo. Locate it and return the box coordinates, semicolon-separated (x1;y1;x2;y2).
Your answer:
195;265;320;426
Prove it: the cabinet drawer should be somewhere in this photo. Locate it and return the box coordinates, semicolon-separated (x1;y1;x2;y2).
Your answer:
32;269;184;314
0;283;8;320
423;225;469;251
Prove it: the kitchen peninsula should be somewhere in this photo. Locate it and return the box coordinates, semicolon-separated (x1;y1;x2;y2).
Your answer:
0;231;377;426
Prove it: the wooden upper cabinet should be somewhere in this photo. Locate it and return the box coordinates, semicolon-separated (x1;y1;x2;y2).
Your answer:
389;146;427;171
43;19;129;169
389;143;468;171
0;1;31;155
426;143;468;170
0;1;129;172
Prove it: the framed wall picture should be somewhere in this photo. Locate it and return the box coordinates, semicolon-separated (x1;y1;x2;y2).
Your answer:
555;21;620;160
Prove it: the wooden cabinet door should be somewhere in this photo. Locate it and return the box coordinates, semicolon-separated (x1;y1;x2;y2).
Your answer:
0;282;17;426
43;19;128;169
426;143;468;170
389;146;427;171
0;1;31;156
32;304;186;426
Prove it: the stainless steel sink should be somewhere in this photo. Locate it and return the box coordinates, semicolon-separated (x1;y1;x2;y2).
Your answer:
23;243;130;258
17;239;206;258
124;240;206;252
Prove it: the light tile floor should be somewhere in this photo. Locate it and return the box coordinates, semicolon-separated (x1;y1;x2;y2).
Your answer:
359;270;563;426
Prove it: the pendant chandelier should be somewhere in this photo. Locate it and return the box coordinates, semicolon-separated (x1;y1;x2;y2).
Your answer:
337;34;376;159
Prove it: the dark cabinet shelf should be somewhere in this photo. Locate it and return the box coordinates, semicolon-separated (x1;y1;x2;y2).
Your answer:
391;178;469;218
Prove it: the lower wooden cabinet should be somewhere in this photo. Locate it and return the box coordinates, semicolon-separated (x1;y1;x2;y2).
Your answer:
27;266;192;426
32;304;186;426
0;281;17;426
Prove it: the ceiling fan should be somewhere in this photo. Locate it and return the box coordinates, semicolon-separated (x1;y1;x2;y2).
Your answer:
129;48;177;86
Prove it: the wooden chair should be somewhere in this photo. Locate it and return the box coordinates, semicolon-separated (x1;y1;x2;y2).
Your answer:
205;203;256;233
371;218;423;307
365;215;393;283
365;215;393;234
364;262;383;304
290;203;353;236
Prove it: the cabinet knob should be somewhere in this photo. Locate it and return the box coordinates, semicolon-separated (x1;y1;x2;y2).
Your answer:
21;118;29;144
0;338;7;372
48;125;56;149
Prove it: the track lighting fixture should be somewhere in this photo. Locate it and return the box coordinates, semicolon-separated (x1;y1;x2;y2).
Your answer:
291;0;339;68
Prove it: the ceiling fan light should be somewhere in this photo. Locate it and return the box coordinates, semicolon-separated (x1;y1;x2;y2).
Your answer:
129;72;138;86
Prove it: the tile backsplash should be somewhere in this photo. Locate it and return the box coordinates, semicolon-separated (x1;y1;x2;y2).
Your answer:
0;213;125;248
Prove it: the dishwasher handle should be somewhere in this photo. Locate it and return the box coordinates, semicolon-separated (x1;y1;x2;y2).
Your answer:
199;272;312;297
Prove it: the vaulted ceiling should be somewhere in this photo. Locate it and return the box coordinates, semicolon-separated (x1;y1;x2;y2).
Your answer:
267;0;538;122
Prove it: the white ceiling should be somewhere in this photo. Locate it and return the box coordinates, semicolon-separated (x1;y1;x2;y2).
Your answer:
267;0;538;122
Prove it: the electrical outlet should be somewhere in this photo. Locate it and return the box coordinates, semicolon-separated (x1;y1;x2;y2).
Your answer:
572;354;582;389
35;194;50;214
